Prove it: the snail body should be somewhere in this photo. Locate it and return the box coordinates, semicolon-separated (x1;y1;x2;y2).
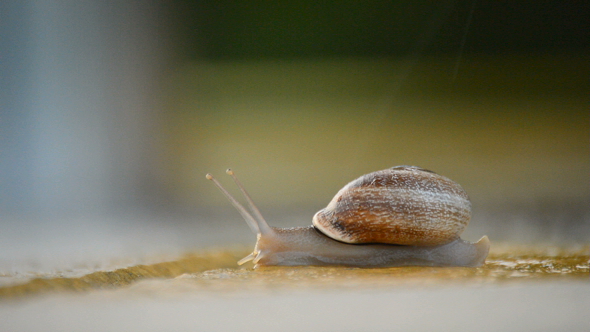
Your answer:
206;166;490;267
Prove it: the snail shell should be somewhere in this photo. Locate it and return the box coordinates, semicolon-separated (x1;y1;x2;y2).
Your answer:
312;166;471;246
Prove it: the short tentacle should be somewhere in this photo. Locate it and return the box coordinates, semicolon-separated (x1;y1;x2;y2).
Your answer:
237;252;257;265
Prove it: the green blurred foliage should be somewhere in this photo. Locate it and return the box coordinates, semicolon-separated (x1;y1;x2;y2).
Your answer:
170;1;589;59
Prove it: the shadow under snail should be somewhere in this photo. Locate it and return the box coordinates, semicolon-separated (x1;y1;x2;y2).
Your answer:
206;166;490;268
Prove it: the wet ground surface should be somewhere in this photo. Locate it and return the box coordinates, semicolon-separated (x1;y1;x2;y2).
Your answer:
1;244;587;299
0;244;588;332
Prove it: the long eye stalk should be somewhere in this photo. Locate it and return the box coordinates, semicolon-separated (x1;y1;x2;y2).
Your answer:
225;169;272;235
206;170;272;235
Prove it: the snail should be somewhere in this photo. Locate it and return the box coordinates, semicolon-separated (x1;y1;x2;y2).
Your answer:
206;166;490;267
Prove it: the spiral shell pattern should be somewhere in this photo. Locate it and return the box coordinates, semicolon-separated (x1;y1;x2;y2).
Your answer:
312;166;471;246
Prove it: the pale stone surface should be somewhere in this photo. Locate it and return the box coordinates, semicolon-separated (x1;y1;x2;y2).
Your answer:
1;281;588;332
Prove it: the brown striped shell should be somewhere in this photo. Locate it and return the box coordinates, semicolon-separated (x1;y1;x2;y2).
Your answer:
312;166;471;246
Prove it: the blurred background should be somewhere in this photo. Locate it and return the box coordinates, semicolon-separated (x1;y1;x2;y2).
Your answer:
1;1;588;272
